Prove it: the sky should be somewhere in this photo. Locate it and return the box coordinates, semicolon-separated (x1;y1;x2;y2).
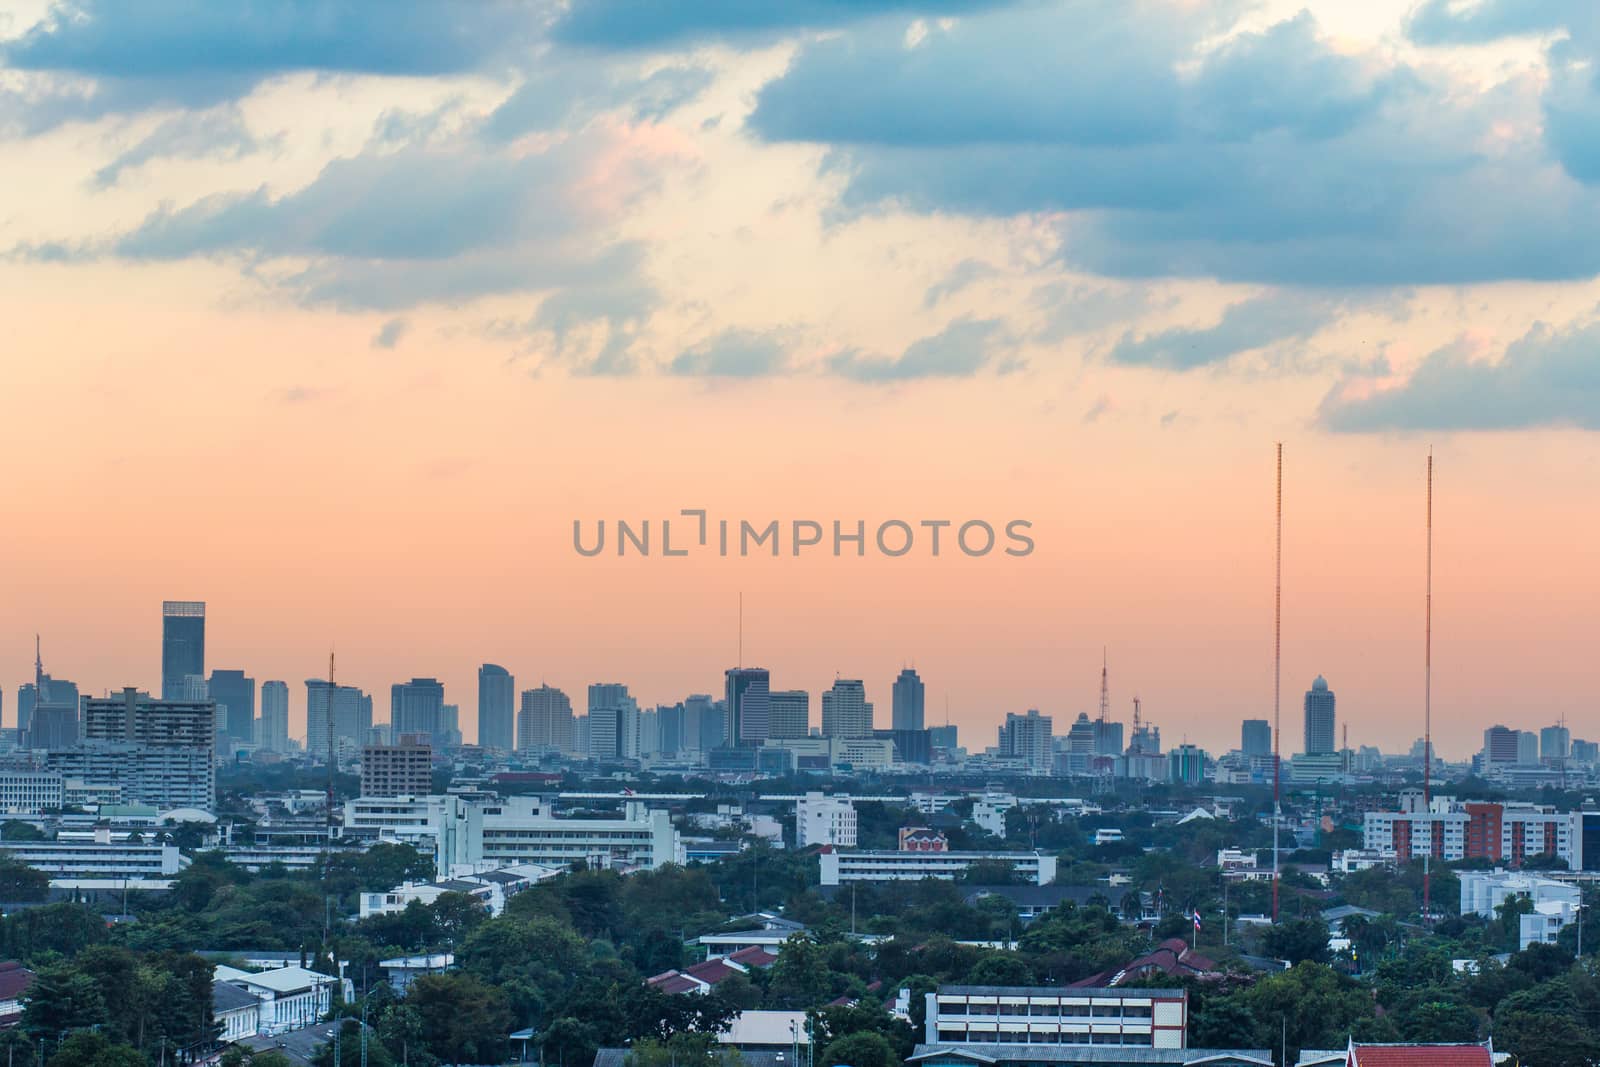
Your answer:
2;0;1599;759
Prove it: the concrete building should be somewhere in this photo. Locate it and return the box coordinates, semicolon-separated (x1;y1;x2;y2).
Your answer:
214;964;337;1036
306;680;372;761
518;685;574;754
257;680;289;753
1459;868;1582;950
1303;676;1335;756
208;669;255;755
999;710;1054;776
477;664;515;752
726;668;772;746
213;981;262;1045
0;827;187;881
924;985;1189;1048
893;668;926;732
1363;794;1583;870
821;679;873;739
767;690;810;740
1241;720;1271;758
0;771;64;814
391;678;446;747
797;792;857;848
819;848;1057;886
160;601;206;701
587;683;639;760
361;738;433;797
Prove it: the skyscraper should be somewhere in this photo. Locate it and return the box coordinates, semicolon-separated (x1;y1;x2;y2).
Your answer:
208;669;255;752
681;694;718;754
1242;719;1272;757
724;668;771;746
891;668;925;732
768;690;810;739
391;678;446;745
518;685;574;753
821;679;872;738
588;683;638;760
1303;676;1335;755
1541;725;1571;762
307;679;371;759
160;601;205;701
259;680;289;752
999;709;1054;775
477;664;515;751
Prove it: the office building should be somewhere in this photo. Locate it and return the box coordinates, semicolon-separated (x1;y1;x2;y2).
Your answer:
73;688;217;810
208;669;255;754
725;668;771;746
768;690;810;740
819;848;1057;886
160;601;206;701
998;710;1053;776
1241;719;1271;757
892;668;925;732
588;683;638;760
390;679;445;746
1303;676;1335;756
1062;713;1097;775
1169;744;1206;785
1363;794;1583;869
1541;725;1571;764
30;704;78;750
655;703;685;755
440;704;462;748
0;771;65;814
258;680;289;752
929;724;958;752
477;664;515;751
923;985;1188;1049
821;679;872;738
796;792;857;848
1482;725;1519;767
306;680;372;760
518;685;573;754
361;738;434;797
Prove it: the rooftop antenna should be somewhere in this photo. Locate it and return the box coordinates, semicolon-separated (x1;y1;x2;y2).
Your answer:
1098;648;1110;725
738;591;743;669
34;634;46;702
1273;443;1283;925
1423;450;1433;926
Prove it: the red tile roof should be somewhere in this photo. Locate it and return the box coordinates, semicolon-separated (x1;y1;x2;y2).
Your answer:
1350;1044;1493;1067
726;946;779;968
0;962;34;1003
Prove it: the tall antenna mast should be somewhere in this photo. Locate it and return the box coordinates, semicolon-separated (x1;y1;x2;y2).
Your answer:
1423;451;1433;925
1098;648;1110;724
326;651;337;840
738;591;743;669
1273;442;1283;925
34;634;45;701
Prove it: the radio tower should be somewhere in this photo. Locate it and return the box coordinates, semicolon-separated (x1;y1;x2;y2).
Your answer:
1098;649;1110;724
325;651;337;841
1272;442;1283;925
1423;451;1433;925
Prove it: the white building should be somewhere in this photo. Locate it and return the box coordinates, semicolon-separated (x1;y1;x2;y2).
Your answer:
973;794;1017;838
215;965;339;1036
797;792;858;848
997;710;1054;776
213;981;261;1044
924;985;1188;1048
379;954;454;993
820;848;1057;886
0;827;187;881
0;772;64;814
358;863;561;919
1363;797;1582;869
1459;868;1582;950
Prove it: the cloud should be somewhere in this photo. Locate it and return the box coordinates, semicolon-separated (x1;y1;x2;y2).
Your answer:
1107;295;1340;371
1029;282;1165;344
923;258;997;307
372;318;408;349
485;63;713;141
91;106;271;186
748;5;1600;286
2;1;530;124
669;329;789;378
550;0;1017;49
1405;0;1583;46
828;317;1005;381
1320;317;1600;432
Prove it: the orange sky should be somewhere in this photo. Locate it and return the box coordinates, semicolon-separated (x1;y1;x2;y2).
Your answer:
2;1;1599;757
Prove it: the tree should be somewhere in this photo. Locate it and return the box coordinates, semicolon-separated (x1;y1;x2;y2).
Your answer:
1;822;46;842
964;954;1034;986
45;1032;145;1067
1263;918;1332;965
312;1020;397;1067
1496;1011;1600;1067
22;966;106;1037
0;856;48;902
819;1031;900;1067
406;973;513;1065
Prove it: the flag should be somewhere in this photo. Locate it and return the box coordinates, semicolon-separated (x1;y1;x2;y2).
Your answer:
1192;910;1202;931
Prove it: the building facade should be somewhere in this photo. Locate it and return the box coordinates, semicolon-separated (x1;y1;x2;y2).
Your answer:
160;601;206;701
361;739;434;797
477;664;515;751
821;679;873;739
893;668;926;732
1303;676;1335;755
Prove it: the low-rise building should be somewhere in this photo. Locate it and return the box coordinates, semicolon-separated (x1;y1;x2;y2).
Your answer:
820;848;1056;886
213;981;261;1044
924;985;1188;1048
1459;868;1582;950
0;827;187;884
215;965;339;1036
379;953;454;993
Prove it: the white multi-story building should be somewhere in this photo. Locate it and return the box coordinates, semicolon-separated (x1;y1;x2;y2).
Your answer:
1363;795;1582;869
212;981;262;1045
924;985;1188;1049
358;863;561;919
1459;868;1582;950
797;792;857;848
0;771;64;814
215;965;339;1036
998;710;1054;776
973;793;1018;838
0;827;187;881
820;848;1056;886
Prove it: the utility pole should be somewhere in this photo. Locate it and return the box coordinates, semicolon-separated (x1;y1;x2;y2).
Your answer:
1272;443;1283;925
1423;451;1433;926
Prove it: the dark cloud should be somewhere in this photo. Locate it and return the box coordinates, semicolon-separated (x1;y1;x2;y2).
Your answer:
1321;318;1600;432
551;0;1017;49
371;318;408;349
828;318;1004;381
92;106;270;187
749;5;1600;285
1107;295;1340;371
923;258;997;307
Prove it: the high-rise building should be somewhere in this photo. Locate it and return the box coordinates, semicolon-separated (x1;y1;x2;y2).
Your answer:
1062;712;1097;775
891;668;925;732
929;724;958;752
768;690;810;739
519;685;574;754
1483;725;1519;767
391;678;446;746
160;601;206;701
656;703;684;755
999;709;1053;775
477;664;515;751
307;679;372;760
1169;744;1207;785
361;738;433;797
724;668;771;746
16;684;36;738
821;679;872;738
258;680;290;752
1541;725;1571;763
441;704;462;748
208;669;255;753
1242;719;1272;757
679;694;718;755
29;704;79;750
1517;731;1539;767
69;688;217;810
1303;675;1335;755
587;683;638;760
